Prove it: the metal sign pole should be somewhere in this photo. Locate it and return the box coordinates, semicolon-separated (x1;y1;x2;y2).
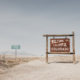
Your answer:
15;49;17;60
4;53;5;61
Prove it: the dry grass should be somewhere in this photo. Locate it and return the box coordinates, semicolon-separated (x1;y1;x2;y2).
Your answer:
0;55;80;80
0;55;80;74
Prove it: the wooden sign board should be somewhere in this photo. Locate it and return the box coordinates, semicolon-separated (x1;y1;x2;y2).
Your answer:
50;38;70;52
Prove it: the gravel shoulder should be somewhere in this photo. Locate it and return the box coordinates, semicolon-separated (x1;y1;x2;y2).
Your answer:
0;56;80;80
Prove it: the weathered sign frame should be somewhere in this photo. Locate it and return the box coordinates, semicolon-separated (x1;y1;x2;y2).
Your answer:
43;31;75;64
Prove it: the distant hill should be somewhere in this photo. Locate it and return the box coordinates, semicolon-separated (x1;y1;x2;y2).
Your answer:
0;51;35;56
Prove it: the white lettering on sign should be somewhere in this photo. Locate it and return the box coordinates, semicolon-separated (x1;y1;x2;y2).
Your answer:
59;40;64;42
52;40;57;43
50;38;70;52
51;47;69;51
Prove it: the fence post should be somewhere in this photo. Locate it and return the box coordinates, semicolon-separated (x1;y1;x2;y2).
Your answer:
4;53;5;61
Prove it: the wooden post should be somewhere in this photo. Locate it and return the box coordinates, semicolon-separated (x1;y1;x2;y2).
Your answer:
46;35;48;63
72;31;75;64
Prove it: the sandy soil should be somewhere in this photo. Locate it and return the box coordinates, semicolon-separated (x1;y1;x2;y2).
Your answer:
0;55;80;80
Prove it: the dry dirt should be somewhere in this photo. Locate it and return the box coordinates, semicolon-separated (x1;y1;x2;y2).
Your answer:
0;55;80;80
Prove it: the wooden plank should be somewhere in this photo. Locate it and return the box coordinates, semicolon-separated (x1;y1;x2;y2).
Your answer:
47;52;74;54
46;36;48;63
72;31;75;64
43;34;74;37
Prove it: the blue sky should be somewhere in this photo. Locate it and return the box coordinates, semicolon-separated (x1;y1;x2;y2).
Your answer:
0;0;80;55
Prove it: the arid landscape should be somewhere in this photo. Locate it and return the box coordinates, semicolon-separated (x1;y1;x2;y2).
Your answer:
0;55;80;80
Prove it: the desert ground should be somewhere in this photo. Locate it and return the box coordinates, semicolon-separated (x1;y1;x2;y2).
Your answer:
0;55;80;80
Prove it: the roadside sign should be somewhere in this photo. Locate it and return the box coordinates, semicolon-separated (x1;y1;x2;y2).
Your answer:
11;45;20;49
50;38;70;52
11;45;20;60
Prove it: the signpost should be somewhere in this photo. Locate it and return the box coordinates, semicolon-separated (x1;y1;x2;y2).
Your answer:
43;31;75;64
11;45;20;60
